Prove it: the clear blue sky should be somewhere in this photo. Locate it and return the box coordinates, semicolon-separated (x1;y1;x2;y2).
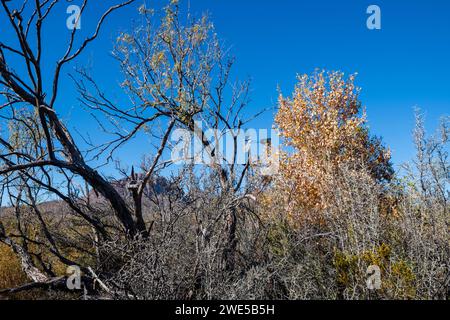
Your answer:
1;0;449;171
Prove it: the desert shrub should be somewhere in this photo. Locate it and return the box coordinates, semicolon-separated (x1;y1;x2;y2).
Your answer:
259;155;448;299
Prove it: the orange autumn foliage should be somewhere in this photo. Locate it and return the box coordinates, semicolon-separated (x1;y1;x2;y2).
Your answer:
274;71;393;223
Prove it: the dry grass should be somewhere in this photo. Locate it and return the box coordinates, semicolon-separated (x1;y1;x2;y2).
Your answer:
0;244;27;290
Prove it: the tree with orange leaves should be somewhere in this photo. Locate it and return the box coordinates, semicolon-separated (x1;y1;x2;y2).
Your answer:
274;71;393;222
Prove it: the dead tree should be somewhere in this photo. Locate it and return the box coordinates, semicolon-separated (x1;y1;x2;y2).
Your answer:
0;0;144;242
0;0;173;291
